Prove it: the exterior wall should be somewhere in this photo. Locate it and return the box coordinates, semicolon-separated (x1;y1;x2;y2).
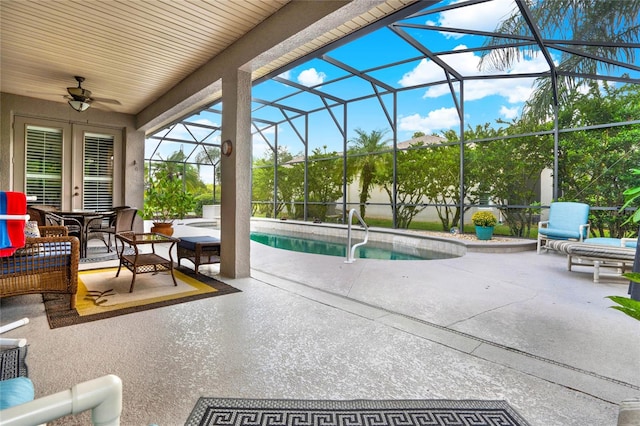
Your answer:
539;168;554;221
343;179;493;225
0;93;146;230
342;171;551;227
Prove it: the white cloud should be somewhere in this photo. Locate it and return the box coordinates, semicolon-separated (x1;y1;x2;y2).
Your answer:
456;79;535;103
400;45;549;104
399;107;460;134
254;125;275;135
398;58;447;86
436;0;516;39
278;70;291;80
252;138;271;160
297;68;326;87
499;105;519;119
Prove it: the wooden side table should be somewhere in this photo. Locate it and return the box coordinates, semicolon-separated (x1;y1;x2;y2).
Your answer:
115;232;180;292
177;236;221;273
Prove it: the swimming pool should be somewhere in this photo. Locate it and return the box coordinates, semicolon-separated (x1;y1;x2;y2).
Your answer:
250;231;457;260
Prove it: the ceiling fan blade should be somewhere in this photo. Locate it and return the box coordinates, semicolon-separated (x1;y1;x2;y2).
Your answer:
91;97;122;105
26;91;61;96
63;94;91;103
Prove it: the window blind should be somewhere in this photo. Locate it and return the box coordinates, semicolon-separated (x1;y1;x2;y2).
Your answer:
26;126;63;208
83;133;114;211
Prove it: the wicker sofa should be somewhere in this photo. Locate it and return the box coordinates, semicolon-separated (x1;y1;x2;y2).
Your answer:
0;226;79;308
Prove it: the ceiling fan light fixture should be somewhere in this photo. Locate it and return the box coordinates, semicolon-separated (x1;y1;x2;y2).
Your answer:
68;100;90;112
67;76;92;104
67;87;92;99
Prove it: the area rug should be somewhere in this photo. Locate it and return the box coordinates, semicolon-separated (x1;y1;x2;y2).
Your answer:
43;266;241;328
185;398;530;426
80;246;134;263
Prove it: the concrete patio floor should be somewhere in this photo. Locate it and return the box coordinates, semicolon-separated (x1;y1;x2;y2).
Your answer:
1;221;638;425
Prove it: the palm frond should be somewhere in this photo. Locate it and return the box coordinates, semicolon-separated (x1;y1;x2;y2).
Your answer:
479;0;640;73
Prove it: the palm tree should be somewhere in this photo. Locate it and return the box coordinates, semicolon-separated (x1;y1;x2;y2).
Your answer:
480;0;640;120
150;150;206;194
348;128;391;219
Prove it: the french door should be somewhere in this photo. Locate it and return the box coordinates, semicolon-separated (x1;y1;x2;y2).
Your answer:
15;117;122;210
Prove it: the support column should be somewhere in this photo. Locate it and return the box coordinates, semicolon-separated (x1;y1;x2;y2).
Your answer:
220;69;252;278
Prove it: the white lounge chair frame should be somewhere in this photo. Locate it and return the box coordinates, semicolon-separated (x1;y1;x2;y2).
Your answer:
0;317;122;426
546;240;636;283
0;374;122;426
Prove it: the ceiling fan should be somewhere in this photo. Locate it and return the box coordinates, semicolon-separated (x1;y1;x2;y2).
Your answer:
66;76;121;112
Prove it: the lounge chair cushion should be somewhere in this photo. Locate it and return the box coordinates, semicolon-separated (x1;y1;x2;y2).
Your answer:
547;240;636;261
540;202;590;240
0;377;34;410
584;237;638;249
538;227;583;239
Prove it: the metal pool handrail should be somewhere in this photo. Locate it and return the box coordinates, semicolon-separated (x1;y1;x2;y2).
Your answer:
345;208;369;264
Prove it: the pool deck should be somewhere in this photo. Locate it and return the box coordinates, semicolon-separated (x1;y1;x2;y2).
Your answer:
1;220;638;425
181;220;640;424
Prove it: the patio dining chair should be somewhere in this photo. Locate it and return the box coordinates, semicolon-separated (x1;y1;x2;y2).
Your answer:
537;202;590;253
27;205;59;226
86;206;130;251
45;212;85;256
105;208;138;253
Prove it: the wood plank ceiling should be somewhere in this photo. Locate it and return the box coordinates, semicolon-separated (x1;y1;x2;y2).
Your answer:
0;0;414;120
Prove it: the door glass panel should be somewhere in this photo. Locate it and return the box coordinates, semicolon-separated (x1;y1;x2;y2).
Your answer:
26;125;63;208
83;133;114;211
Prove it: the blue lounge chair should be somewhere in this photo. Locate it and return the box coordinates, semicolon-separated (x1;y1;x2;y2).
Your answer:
537;202;590;253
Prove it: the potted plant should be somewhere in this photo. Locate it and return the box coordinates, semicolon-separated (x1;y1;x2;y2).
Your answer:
142;173;195;236
471;210;498;240
607;272;640;320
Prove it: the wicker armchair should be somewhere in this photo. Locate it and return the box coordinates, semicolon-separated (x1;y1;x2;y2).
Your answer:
0;226;79;309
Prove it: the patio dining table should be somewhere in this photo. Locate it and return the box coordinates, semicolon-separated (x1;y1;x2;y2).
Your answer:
54;210;113;258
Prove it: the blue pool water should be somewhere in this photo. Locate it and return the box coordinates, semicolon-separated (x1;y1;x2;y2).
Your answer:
250;232;454;260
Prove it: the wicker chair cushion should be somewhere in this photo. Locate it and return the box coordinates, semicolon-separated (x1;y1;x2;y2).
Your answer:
177;236;220;252
1;243;72;275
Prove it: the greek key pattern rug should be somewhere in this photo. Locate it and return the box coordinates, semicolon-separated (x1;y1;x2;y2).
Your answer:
186;398;530;426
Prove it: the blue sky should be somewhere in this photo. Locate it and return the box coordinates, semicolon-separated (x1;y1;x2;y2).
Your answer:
247;0;547;158
151;0;639;181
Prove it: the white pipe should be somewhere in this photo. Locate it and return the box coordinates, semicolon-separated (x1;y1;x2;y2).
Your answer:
618;398;640;426
0;375;122;426
0;318;29;334
0;338;27;347
0;214;30;221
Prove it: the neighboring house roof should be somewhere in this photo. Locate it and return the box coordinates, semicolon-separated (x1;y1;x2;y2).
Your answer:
396;135;447;150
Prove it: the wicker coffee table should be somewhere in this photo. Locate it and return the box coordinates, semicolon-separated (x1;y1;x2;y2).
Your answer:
115;232;180;292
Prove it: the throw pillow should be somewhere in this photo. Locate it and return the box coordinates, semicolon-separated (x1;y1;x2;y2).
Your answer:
24;221;40;238
14;221;41;255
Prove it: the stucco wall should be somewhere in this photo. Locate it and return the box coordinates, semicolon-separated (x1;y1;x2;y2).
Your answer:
0;93;145;228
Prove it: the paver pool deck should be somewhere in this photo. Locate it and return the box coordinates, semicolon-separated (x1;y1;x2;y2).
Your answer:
1;220;638;425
